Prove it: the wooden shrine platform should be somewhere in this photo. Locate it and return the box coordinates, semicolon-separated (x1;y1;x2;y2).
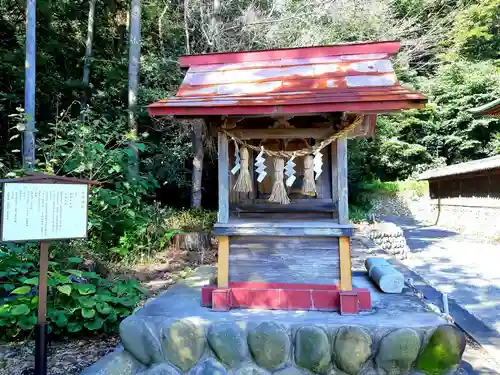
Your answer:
209;220;359;313
212;219;354;237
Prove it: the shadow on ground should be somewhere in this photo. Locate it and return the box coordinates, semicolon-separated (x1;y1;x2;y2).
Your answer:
378;215;500;336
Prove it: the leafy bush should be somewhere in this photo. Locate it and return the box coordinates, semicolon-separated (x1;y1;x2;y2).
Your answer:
361;180;428;197
104;207;216;262
33;108;166;254
348;180;428;222
164;209;216;232
349;205;371;223
109;204;178;261
0;244;145;340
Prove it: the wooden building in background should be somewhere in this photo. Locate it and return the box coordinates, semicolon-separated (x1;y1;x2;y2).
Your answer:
419;156;500;200
469;98;500;118
420;98;500;201
149;41;426;314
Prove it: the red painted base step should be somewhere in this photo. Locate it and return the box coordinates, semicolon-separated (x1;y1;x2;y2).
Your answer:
201;282;371;315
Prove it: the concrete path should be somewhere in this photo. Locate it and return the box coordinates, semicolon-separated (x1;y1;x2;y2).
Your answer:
380;216;500;335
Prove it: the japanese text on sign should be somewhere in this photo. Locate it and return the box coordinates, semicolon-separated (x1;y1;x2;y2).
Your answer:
1;183;88;242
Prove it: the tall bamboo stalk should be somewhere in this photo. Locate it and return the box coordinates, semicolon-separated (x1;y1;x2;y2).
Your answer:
23;0;36;170
82;0;97;109
128;0;142;179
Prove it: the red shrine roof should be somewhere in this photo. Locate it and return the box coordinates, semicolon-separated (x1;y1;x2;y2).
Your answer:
148;41;426;116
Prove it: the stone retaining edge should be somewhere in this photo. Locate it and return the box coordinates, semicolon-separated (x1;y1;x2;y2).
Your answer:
81;317;466;375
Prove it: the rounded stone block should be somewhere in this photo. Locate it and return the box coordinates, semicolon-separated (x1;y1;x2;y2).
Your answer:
248;322;290;370
416;325;466;375
295;326;331;374
190;359;227;375
235;366;270;375
141;363;183;375
370;265;404;294
208;322;248;368
334;327;372;375
273;367;308;375
162;319;206;372
81;349;146;375
120;317;163;365
365;258;390;275
376;328;421;375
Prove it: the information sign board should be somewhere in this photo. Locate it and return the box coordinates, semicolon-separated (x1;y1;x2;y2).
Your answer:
1;182;88;242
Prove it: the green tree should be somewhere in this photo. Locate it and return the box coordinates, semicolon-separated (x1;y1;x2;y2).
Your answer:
446;0;500;61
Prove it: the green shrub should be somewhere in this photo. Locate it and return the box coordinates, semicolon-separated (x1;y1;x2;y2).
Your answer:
164;209;217;232
106;207;216;262
349;205;371;223
361;180;428;197
109;204;178;261
0;244;145;340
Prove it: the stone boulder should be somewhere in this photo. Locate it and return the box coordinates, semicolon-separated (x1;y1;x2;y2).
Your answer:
368;222;408;259
416;325;466;375
295;326;331;374
234;366;270;375
189;359;227;375
139;363;182;375
365;258;391;277
376;328;421;375
273;367;308;375
370;222;403;237
333;327;372;375
369;265;404;294
207;322;248;368
162;319;206;372
81;350;146;375
120;317;163;365
248;322;290;370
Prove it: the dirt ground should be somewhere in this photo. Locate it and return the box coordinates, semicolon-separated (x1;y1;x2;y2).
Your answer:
0;244;218;375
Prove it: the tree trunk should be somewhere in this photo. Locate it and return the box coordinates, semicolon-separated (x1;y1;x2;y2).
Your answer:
127;0;142;180
23;0;36;170
191;120;204;208
183;0;190;54
210;0;221;51
82;0;97;109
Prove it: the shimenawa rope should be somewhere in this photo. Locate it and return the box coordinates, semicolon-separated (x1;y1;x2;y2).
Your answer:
223;115;363;158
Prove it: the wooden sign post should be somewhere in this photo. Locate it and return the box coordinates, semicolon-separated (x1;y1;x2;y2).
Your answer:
0;174;99;375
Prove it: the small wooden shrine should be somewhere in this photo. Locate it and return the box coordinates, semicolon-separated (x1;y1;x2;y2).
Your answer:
149;41;426;314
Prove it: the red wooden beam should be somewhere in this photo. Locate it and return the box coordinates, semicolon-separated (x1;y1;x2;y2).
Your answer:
201;283;371;313
179;41;401;68
148;100;425;116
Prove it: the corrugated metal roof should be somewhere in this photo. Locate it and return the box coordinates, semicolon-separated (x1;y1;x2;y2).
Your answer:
148;41;426;116
418;155;500;180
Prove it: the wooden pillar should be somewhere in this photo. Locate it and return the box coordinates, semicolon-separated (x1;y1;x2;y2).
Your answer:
38;241;49;323
218;132;229;223
331;141;338;219
339;236;352;291
336;137;349;224
217;236;229;288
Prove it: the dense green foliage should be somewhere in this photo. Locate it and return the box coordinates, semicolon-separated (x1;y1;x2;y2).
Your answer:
0;0;499;193
0;0;499;338
0;244;145;339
